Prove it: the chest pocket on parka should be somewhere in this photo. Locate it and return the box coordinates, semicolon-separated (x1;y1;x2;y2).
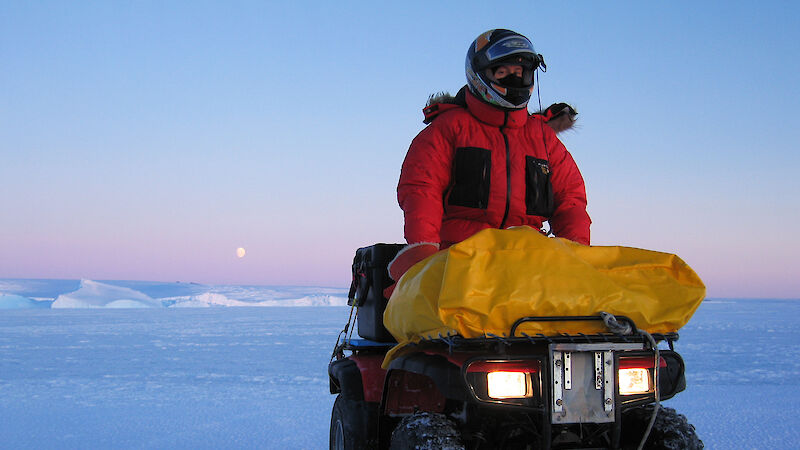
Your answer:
525;156;555;217
447;147;491;209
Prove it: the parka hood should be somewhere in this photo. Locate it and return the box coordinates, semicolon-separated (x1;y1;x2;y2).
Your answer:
423;89;466;124
423;87;578;134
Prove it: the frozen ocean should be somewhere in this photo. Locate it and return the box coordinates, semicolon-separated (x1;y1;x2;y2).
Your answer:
1;279;798;449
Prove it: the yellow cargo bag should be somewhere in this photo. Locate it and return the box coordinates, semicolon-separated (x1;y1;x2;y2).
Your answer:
382;227;705;364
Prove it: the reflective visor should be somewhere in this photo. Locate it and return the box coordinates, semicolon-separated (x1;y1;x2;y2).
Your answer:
485;36;535;63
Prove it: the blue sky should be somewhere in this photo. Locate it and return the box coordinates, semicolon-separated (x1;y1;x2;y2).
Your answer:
2;1;798;297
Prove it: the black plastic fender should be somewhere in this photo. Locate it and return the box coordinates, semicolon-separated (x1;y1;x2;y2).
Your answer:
329;358;365;401
658;350;687;400
385;352;470;402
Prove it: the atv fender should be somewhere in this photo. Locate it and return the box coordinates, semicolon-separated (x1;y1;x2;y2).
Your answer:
658;350;687;399
382;352;470;415
329;358;364;401
329;355;387;403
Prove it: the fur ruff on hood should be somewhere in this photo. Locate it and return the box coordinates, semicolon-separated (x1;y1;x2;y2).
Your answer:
424;89;577;134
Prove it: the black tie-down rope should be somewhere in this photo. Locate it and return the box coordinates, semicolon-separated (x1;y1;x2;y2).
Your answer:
330;303;358;363
600;312;660;450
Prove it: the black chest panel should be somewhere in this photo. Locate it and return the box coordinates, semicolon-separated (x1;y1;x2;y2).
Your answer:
525;156;555;217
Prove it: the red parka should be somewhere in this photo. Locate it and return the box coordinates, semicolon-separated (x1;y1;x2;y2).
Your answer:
398;88;591;247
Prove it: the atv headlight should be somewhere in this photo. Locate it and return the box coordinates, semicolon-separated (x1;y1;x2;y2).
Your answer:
618;368;651;395
466;360;539;401
618;355;665;395
487;371;529;399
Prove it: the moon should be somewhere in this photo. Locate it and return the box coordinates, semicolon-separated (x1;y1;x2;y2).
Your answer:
236;247;246;258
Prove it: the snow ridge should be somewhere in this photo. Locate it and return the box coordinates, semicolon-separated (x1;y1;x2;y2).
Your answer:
1;279;348;309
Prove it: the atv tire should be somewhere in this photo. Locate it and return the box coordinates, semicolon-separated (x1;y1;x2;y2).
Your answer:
389;411;464;450
330;395;376;450
622;406;703;450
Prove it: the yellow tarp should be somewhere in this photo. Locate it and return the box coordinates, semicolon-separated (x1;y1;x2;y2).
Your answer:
383;227;705;364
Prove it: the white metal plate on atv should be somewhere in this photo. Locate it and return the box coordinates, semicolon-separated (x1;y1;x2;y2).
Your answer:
594;352;604;390
553;351;564;414
550;345;617;424
602;351;614;413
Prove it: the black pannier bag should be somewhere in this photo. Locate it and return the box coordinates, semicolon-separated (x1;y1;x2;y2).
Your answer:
348;243;405;342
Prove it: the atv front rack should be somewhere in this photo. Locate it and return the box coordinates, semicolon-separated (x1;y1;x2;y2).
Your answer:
417;331;678;353
336;314;679;357
413;315;679;353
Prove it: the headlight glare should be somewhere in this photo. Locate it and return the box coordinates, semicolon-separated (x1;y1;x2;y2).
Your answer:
487;371;530;399
618;368;651;395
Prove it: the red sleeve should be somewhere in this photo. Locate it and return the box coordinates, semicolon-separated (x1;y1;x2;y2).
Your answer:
545;131;591;245
397;122;454;244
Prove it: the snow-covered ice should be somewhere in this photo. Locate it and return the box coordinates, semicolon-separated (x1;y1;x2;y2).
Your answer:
0;279;798;448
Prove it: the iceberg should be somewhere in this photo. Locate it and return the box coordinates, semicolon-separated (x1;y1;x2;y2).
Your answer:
1;278;350;308
52;279;162;308
165;292;349;307
0;293;51;309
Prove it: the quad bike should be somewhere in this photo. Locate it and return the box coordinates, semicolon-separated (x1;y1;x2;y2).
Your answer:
329;244;702;449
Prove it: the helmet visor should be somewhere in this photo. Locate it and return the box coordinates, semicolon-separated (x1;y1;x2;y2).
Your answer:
485;36;537;64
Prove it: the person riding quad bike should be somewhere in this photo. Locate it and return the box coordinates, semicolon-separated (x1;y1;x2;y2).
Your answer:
328;29;703;449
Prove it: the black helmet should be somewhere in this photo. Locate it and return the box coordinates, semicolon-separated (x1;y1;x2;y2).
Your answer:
465;29;544;109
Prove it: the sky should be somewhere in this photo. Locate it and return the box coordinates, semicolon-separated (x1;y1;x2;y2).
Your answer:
2;1;798;298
